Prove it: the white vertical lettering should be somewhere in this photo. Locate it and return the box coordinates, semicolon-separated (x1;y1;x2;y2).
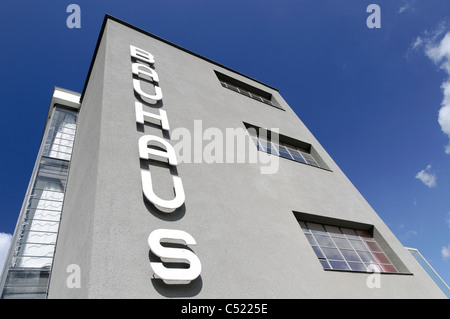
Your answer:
135;102;170;131
132;63;160;82
148;229;202;284
133;79;163;101
138;135;178;165
130;45;155;64
141;170;185;213
131;45;201;284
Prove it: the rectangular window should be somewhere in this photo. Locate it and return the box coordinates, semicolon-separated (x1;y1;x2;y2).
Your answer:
246;124;326;169
298;221;398;273
42;108;77;161
215;71;283;110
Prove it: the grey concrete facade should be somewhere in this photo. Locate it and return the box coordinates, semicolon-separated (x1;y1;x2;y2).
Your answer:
47;16;446;298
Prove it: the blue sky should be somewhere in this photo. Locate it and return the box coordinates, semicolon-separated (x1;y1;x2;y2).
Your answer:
1;0;449;291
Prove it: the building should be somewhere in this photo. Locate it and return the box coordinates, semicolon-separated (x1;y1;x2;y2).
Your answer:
0;15;446;299
406;247;450;298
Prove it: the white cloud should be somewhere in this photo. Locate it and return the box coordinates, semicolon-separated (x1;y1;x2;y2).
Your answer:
412;36;423;50
442;244;450;260
426;34;450;153
398;6;408;14
438;81;450;154
425;32;450;73
415;164;437;187
399;0;415;14
0;233;12;273
413;26;450;153
399;229;418;242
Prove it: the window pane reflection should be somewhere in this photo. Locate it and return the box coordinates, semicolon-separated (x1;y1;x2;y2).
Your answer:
299;221;398;273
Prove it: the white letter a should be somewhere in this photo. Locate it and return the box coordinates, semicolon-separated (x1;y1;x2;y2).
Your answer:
66;4;81;29
366;4;381;29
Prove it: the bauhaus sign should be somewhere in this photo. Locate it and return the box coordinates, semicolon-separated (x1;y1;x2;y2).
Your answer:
130;45;201;285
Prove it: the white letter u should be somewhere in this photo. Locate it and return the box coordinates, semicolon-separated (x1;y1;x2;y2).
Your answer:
141;170;185;213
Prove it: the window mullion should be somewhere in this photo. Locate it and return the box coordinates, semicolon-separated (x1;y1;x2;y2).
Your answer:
327;234;351;270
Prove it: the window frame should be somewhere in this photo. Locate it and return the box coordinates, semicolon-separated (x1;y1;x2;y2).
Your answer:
215;71;284;110
245;124;329;170
300;221;399;273
292;211;411;275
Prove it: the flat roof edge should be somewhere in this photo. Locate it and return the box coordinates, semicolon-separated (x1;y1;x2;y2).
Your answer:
80;14;278;102
51;87;81;109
